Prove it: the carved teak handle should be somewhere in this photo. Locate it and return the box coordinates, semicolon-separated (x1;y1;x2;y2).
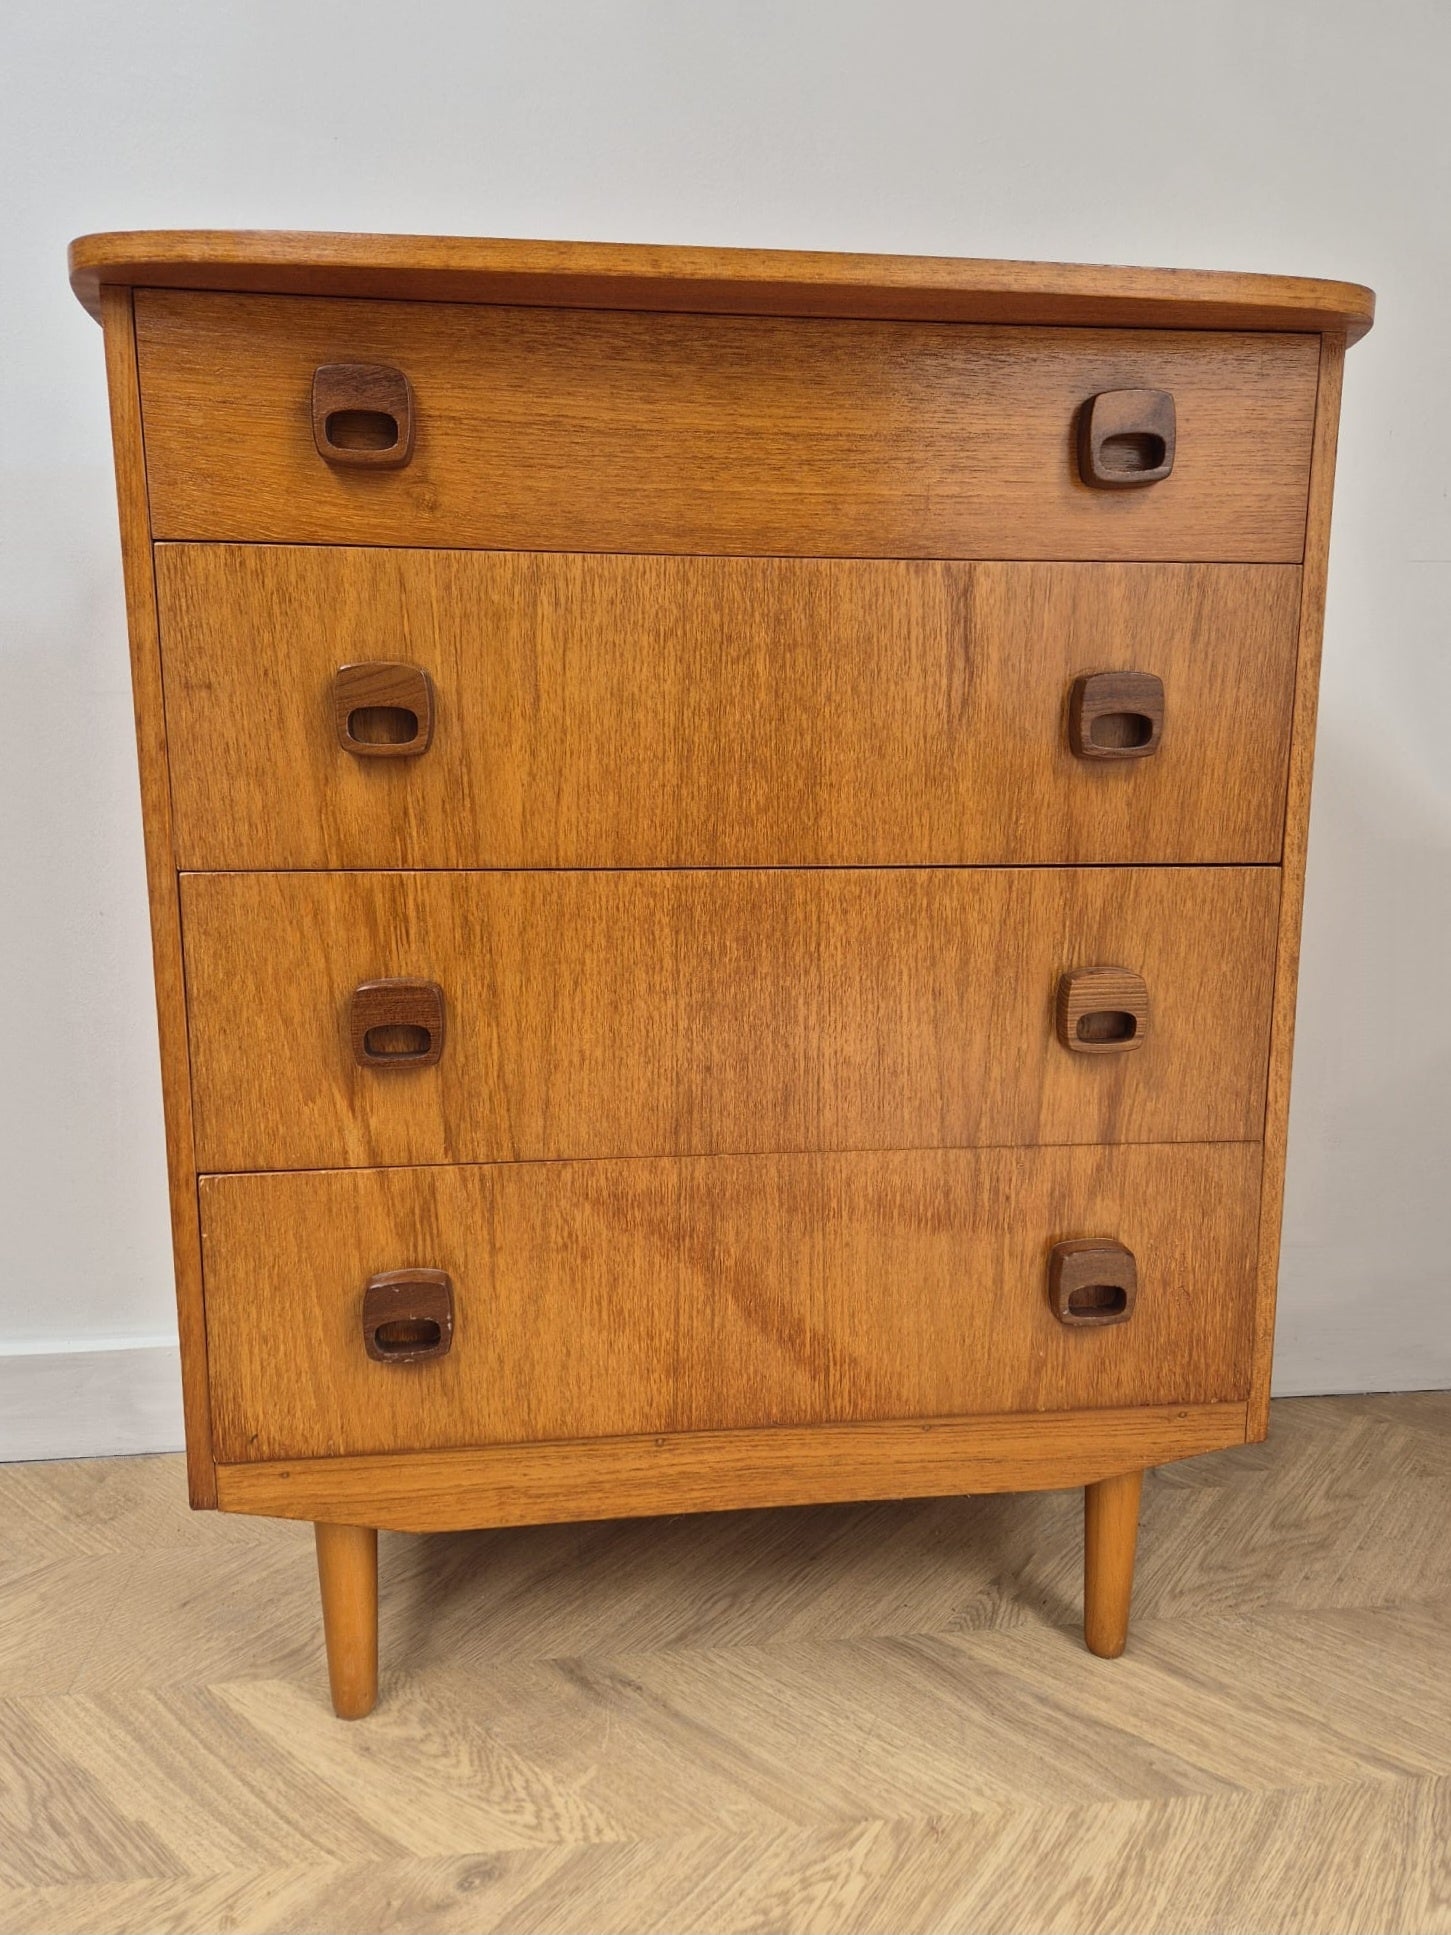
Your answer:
312;364;415;468
333;662;435;757
1078;388;1176;487
349;979;446;1068
1049;1240;1138;1327
1069;671;1165;761
1057;966;1150;1054
362;1269;454;1363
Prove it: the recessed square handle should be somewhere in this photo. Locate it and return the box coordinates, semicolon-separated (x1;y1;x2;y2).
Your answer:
1069;671;1165;761
1049;1240;1138;1327
350;979;445;1068
312;364;415;468
362;1269;454;1362
333;662;435;758
1057;966;1150;1054
1078;389;1175;488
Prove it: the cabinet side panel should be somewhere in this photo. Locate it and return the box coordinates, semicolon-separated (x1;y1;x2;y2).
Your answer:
100;285;215;1504
1248;331;1346;1438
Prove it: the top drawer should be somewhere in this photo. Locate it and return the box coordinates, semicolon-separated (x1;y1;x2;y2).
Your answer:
134;292;1319;560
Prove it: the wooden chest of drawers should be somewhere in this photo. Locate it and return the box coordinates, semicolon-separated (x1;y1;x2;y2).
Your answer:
71;231;1372;1717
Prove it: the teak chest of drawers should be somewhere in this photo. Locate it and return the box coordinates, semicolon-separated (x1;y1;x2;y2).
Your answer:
71;231;1373;1717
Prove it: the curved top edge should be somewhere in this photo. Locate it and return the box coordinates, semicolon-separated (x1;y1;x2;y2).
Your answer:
68;229;1374;340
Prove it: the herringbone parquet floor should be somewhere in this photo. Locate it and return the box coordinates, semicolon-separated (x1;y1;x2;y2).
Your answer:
1;1392;1448;1934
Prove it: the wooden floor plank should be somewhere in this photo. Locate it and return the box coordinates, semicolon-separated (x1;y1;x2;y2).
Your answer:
1;1778;1446;1935
0;1393;1446;1934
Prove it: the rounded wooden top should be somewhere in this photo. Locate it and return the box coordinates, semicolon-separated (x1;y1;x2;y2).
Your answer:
69;230;1374;340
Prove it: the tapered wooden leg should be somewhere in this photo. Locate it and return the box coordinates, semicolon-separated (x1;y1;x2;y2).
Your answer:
314;1522;378;1718
1083;1467;1144;1658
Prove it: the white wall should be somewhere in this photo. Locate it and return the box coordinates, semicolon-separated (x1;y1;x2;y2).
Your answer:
2;0;1448;1452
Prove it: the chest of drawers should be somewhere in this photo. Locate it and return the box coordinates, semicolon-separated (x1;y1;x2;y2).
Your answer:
70;231;1372;1718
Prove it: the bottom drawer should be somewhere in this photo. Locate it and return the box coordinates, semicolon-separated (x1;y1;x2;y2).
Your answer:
203;1145;1261;1463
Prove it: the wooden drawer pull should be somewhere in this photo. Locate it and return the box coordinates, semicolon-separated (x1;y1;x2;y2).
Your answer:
362;1268;454;1362
1069;670;1165;760
1049;1240;1137;1327
312;364;415;468
350;979;445;1067
333;661;435;757
1057;965;1149;1053
1078;389;1175;488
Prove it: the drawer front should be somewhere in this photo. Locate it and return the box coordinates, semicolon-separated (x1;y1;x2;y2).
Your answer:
180;867;1279;1172
157;549;1300;869
136;291;1317;559
202;1143;1261;1461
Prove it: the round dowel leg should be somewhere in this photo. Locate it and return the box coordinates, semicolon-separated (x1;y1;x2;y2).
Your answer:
314;1522;378;1718
1083;1467;1144;1659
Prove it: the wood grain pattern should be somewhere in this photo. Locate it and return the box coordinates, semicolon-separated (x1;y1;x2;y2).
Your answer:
199;1143;1262;1464
213;1400;1249;1530
68;227;1378;339
179;866;1280;1172
7;1778;1441;1935
1249;334;1347;1439
97;288;215;1508
134;293;1320;559
154;549;1303;870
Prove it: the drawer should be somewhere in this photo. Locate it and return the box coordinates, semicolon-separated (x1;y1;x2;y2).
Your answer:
201;1142;1262;1461
180;866;1279;1171
156;549;1301;869
135;291;1318;559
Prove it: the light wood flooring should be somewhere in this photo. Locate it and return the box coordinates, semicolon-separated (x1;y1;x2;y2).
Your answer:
1;1392;1448;1935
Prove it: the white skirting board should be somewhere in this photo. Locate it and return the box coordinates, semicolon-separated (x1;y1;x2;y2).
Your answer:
0;1346;185;1461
